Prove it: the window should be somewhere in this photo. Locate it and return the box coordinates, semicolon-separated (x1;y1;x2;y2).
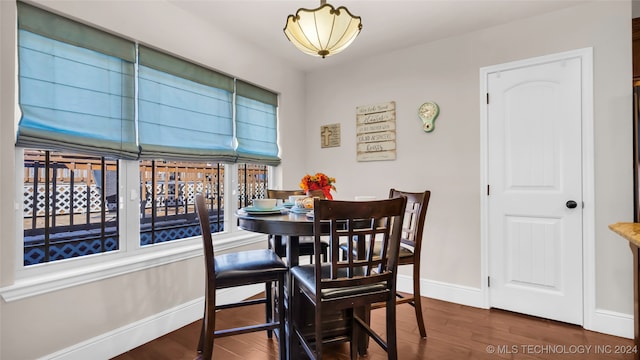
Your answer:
15;3;278;269
22;150;119;265
139;161;269;246
238;163;269;209
139;160;224;246
21;153;271;265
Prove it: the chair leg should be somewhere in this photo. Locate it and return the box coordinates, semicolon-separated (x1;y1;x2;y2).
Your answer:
412;266;427;338
315;303;323;360
287;278;295;359
200;292;216;360
277;274;286;360
266;281;274;338
386;297;398;360
271;235;285;258
197;307;205;354
349;308;358;360
358;305;370;355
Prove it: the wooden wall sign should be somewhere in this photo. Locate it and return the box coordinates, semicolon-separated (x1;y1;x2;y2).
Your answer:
320;123;341;148
356;101;396;161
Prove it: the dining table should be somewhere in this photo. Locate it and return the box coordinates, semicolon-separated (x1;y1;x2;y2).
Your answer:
237;210;314;266
235;208;368;359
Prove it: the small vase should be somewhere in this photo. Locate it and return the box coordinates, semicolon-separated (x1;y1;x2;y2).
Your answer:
306;190;326;199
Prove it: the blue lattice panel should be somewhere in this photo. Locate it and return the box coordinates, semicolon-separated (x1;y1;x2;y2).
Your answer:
24;220;224;264
140;220;224;246
24;236;118;266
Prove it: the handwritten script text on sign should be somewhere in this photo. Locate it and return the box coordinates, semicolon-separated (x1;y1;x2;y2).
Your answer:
356;101;396;162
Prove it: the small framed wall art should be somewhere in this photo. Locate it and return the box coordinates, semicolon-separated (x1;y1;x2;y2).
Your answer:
320;123;341;148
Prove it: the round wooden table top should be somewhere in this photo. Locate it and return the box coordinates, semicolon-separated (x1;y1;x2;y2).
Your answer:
236;210;315;237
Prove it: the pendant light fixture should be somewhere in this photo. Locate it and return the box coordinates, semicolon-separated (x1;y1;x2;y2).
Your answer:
283;0;362;58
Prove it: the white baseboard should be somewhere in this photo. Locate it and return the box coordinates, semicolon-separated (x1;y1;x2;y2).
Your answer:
397;274;633;339
44;276;633;359
585;308;634;339
42;285;262;360
396;274;486;309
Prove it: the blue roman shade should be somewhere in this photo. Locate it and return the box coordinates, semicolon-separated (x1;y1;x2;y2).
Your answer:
16;3;281;166
137;46;236;162
15;2;138;159
235;80;281;166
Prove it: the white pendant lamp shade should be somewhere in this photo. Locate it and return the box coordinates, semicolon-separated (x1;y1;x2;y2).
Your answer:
284;2;362;58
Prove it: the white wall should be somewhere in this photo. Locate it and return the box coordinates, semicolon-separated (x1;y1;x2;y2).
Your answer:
0;0;634;359
0;1;307;359
304;0;634;317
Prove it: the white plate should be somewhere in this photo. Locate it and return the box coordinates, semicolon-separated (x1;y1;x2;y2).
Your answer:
242;206;284;215
289;206;311;214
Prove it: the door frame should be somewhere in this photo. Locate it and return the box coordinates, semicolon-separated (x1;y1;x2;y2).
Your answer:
479;47;594;328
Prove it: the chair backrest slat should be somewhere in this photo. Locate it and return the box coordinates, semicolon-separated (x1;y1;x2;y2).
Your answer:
389;189;430;253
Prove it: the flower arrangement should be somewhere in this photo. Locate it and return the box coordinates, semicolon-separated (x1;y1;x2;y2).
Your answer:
299;172;336;200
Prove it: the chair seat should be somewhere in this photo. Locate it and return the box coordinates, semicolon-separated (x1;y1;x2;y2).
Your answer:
375;243;414;259
291;264;388;300
215;249;287;285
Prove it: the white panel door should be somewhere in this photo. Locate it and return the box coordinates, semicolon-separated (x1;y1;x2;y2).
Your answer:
487;57;583;325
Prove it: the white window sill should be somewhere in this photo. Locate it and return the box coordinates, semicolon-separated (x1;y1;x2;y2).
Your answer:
0;230;266;302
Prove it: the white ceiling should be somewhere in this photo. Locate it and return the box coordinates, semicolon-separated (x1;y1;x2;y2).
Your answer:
167;0;590;72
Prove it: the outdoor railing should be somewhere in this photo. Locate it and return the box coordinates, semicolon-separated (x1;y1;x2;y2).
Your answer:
22;150;268;265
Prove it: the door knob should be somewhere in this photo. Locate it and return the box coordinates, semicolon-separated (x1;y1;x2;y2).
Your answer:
566;200;578;209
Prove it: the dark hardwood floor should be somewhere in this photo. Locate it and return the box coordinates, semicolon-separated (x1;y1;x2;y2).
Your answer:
112;296;635;360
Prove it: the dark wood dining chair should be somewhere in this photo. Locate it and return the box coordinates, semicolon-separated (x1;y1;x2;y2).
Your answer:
340;189;431;338
266;189;329;262
290;197;407;360
384;189;430;338
194;194;288;360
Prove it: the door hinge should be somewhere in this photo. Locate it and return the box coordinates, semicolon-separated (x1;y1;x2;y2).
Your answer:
486;93;489;104
488;276;491;287
487;184;490;196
